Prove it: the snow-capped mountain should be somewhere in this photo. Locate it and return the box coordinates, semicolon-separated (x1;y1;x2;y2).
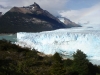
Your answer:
58;16;81;27
16;28;100;65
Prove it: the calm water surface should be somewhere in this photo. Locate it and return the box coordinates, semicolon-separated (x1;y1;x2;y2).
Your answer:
0;34;17;42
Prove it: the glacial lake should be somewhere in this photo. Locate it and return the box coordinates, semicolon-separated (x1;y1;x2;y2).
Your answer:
0;34;17;42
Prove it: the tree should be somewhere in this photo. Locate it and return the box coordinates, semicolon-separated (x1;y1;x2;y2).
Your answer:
52;52;62;62
50;52;65;75
73;50;89;75
50;62;65;75
73;50;89;63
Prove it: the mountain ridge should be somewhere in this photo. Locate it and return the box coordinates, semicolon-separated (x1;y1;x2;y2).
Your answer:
58;16;81;27
0;2;81;33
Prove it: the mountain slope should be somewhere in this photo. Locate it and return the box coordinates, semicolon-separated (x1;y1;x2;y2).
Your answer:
58;17;81;27
0;2;67;33
0;12;2;17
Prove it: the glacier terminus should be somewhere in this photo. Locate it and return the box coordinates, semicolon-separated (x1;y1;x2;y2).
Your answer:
16;27;100;65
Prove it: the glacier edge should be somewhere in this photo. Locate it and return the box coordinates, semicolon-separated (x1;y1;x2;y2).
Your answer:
16;29;100;65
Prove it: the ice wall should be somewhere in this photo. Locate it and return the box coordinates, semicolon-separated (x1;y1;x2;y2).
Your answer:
16;29;100;65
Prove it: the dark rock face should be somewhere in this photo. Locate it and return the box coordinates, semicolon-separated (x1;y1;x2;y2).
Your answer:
0;12;2;17
0;2;67;33
0;2;81;33
31;2;41;9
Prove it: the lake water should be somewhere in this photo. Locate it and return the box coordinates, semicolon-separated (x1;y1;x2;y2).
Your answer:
0;34;17;42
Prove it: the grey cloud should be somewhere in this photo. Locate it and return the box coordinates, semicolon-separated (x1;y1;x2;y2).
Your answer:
0;5;12;9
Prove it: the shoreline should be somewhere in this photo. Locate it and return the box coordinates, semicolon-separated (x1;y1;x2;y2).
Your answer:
0;33;16;36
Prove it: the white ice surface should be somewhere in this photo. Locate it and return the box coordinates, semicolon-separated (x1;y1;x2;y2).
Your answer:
58;17;64;23
16;27;100;65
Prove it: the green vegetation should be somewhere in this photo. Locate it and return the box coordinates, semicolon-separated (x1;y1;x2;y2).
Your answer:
0;40;100;75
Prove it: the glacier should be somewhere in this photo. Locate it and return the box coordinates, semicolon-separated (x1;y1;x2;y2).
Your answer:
16;28;100;65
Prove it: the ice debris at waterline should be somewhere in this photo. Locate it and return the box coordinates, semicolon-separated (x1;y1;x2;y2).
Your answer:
16;29;100;65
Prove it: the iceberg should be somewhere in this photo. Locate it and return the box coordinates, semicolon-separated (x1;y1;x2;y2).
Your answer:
16;28;100;65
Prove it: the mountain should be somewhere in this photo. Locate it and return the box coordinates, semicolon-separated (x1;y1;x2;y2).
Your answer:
0;2;67;33
58;17;81;27
0;12;2;17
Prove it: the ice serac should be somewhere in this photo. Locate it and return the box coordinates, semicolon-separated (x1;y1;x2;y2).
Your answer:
16;29;100;65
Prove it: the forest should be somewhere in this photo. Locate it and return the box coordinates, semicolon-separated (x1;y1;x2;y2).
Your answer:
0;39;100;75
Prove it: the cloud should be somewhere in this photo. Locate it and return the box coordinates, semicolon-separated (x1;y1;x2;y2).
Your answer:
0;0;69;15
59;3;100;27
0;5;12;14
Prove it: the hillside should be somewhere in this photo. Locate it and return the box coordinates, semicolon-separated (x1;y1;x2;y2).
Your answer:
0;40;100;75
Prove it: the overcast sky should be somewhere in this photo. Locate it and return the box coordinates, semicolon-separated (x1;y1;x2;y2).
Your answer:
0;0;100;26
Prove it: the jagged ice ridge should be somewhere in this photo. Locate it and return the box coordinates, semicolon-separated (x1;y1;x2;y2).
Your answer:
16;28;100;65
